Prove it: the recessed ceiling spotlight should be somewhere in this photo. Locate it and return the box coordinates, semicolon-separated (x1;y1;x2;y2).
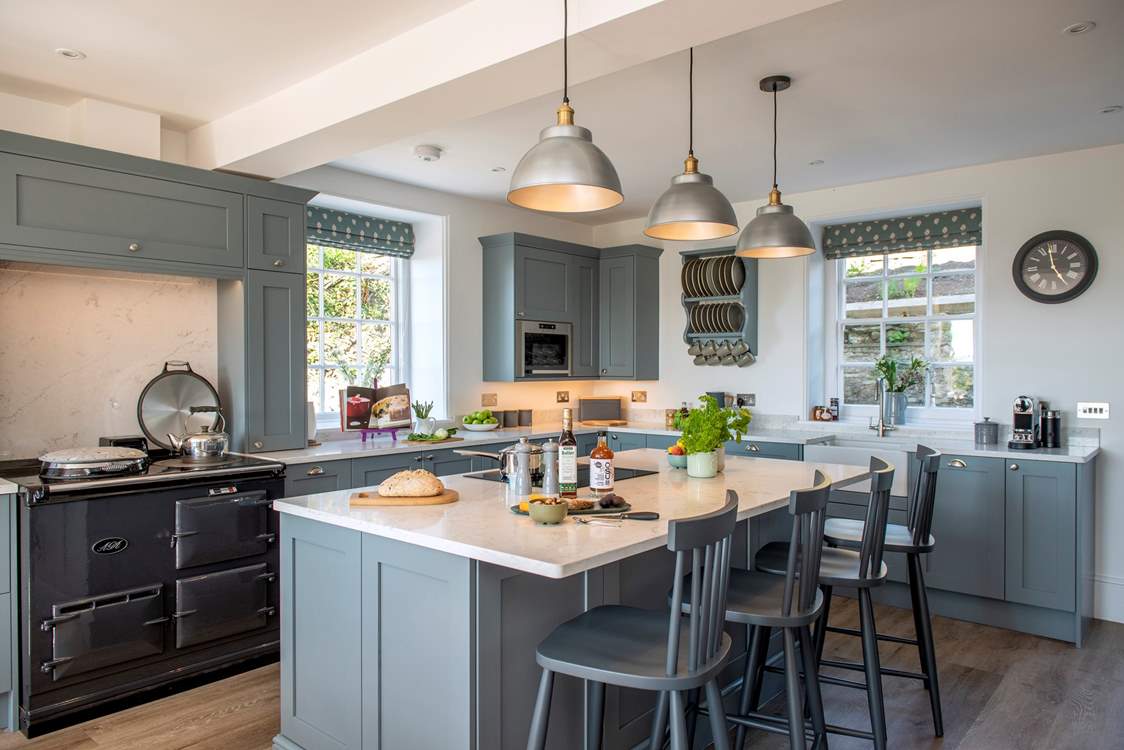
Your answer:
54;47;86;60
1063;21;1096;35
808;159;825;166
491;166;507;173
1101;105;1123;114
413;144;443;162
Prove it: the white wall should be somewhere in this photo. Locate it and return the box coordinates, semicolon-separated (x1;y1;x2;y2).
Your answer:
594;143;1124;622
279;166;602;418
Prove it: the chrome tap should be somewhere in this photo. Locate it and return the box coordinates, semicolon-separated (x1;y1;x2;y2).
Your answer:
869;378;896;437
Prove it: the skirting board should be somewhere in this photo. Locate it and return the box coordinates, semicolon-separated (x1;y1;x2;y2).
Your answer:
1094;574;1124;624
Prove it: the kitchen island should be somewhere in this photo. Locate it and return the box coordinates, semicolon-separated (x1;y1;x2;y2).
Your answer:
271;449;871;750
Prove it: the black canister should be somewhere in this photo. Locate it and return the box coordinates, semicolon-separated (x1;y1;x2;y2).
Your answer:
974;417;999;445
1045;411;1062;449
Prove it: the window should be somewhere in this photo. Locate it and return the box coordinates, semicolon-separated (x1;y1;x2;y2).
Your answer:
306;243;407;418
837;244;977;415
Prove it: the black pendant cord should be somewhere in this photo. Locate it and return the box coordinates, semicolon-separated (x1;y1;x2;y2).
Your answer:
772;86;778;189
688;47;694;157
562;0;569;104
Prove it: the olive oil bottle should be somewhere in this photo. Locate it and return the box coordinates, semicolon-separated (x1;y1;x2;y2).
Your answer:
558;408;578;498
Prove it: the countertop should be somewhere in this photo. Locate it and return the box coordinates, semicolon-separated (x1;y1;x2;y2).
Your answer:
258;421;832;465
274;448;870;579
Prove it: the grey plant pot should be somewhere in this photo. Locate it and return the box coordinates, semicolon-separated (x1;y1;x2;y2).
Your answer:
883;392;909;426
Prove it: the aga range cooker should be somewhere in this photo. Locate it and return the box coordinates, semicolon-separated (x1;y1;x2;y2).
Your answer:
7;449;284;735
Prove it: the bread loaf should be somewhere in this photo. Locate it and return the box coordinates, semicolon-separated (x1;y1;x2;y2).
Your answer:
378;469;444;497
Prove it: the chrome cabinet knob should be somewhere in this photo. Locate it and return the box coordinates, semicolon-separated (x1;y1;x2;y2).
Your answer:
748;444;760;453
253;440;264;449
128;242;141;253
1009;463;1019;471
306;466;324;476
948;459;967;468
601;369;608;374
272;259;285;267
414;455;424;462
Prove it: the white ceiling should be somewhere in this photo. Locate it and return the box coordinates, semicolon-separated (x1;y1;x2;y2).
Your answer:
0;0;471;127
333;0;1124;225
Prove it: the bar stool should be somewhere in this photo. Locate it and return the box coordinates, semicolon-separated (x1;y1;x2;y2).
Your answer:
526;494;739;750
821;445;944;737
679;472;834;750
754;457;894;750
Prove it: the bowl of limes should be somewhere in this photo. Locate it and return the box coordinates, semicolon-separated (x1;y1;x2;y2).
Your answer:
462;409;500;431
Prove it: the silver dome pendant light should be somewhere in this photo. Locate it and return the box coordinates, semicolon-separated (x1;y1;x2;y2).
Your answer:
644;48;738;241
507;0;622;213
735;75;816;258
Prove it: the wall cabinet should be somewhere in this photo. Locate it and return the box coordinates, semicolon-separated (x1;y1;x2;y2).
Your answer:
481;234;661;382
247;196;305;273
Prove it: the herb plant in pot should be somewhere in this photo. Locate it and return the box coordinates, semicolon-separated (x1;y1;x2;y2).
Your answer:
676;395;752;478
872;355;927;426
411;400;436;436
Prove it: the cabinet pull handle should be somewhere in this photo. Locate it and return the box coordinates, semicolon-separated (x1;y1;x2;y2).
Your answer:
1009;463;1019;471
172;609;198;619
41;657;75;673
948;459;967;468
128;242;141;253
40;613;80;631
425;454;435;460
143;616;170;627
306;466;324;476
272;259;285;267
414;455;424;462
253;440;264;449
748;444;760;453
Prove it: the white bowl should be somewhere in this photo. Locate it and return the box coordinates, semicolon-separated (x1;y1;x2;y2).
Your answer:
461;421;500;431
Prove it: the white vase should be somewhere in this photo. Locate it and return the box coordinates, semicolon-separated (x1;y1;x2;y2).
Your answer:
414;417;436;435
687;451;719;478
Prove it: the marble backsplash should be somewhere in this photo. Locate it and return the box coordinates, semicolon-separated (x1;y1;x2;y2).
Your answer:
0;262;218;459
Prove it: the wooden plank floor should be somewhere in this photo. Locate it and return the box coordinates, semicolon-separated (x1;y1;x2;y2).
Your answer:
0;598;1119;749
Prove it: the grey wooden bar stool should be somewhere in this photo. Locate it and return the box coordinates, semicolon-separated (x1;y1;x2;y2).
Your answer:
680;472;834;750
821;445;944;738
754;457;894;750
526;494;739;750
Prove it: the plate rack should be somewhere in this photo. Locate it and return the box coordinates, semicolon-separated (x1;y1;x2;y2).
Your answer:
680;247;758;366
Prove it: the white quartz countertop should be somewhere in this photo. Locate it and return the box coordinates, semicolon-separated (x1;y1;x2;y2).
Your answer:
0;479;17;495
258;421;831;465
274;448;870;579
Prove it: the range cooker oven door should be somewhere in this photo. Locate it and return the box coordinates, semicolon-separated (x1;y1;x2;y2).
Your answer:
174;562;274;648
42;584;166;682
174;490;274;569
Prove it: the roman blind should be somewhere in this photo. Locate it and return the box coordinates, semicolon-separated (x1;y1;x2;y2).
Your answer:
822;208;981;260
306;207;415;258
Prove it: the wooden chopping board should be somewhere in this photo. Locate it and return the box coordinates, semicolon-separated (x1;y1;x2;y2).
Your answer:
350;489;459;507
403;436;464;446
580;419;628;427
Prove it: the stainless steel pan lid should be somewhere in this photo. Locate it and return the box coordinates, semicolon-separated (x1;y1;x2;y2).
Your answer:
39;447;149;479
137;361;221;451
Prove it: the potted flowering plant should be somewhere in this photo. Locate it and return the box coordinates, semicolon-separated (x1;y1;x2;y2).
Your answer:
675;395;752;478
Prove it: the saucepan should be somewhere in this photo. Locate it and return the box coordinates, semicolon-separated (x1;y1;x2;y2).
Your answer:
455;440;545;483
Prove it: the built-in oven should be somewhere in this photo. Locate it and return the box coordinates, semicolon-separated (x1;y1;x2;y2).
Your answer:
517;320;572;377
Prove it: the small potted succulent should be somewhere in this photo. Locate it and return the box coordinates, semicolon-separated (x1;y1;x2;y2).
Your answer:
411;400;436;436
675;395;752;478
872;355;927;425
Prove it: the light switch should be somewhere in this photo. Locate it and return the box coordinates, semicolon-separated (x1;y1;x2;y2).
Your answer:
1077;402;1109;419
556;391;570;403
481;393;498;407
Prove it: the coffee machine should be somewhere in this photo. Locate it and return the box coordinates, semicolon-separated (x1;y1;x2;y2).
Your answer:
1008;395;1038;450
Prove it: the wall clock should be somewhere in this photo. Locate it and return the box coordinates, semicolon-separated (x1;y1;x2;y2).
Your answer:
1012;230;1098;304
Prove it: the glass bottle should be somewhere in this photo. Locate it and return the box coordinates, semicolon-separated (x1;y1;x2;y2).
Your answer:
558;408;578;498
589;431;615;494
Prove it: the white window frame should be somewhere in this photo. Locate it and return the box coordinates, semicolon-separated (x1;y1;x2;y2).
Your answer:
833;245;980;423
306;244;410;422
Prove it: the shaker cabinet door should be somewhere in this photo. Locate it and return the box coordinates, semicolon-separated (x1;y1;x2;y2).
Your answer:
245;270;306;452
247;196;305;273
570;255;599;377
514;246;573;322
598;254;636;378
1005;461;1076;611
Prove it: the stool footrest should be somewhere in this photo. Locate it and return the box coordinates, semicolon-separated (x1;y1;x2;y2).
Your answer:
727;710;874;742
825;624;918;645
763;662;868;691
820;657;931;683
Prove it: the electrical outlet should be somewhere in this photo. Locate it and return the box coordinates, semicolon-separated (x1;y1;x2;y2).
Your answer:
631;390;648;403
481;393;498;407
736;393;756;407
1077;401;1110;419
556;391;570;403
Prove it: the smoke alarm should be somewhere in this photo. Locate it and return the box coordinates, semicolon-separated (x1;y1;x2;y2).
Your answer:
414;145;443;162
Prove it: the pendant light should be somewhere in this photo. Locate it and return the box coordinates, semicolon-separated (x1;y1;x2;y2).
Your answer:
644;48;738;241
507;0;622;213
735;75;816;258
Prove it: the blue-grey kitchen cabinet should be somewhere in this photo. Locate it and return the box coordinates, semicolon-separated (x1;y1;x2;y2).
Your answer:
609;432;647;452
284;460;352;497
351;454;422;488
598;245;661;380
0;492;18;729
1005;460;1076;611
247;196;306;274
644;434;679;450
571;254;600;378
514;244;579;322
724;440;802;461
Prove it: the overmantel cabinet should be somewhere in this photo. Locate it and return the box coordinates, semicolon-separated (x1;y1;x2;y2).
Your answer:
481;233;661;382
0;129;316;454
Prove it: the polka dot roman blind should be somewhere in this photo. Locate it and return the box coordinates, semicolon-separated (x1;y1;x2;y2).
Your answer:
305;207;415;258
821;208;982;260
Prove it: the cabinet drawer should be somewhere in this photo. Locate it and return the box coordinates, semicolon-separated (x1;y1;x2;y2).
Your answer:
725;440;801;461
644;434;679;450
352;454;421;488
426;449;473;477
285;461;350;496
0;153;244;267
247;196;305;273
609;432;646;452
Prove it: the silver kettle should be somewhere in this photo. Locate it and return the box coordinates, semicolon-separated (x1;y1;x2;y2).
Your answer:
168;406;230;458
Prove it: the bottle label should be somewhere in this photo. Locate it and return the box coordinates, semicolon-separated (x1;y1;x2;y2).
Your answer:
558;445;578;492
590;458;614;490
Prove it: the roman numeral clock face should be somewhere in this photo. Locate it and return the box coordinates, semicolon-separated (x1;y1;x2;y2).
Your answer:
1013;231;1098;304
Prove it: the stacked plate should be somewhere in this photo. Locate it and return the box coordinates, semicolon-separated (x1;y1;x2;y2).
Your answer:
689;302;745;335
681;255;746;298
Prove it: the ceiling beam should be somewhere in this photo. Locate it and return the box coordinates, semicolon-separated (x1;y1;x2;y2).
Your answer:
186;0;839;178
